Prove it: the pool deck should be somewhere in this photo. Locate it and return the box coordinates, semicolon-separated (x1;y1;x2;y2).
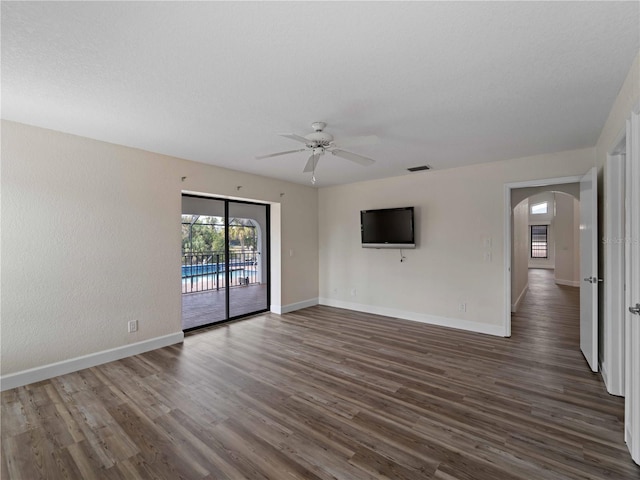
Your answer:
181;284;268;330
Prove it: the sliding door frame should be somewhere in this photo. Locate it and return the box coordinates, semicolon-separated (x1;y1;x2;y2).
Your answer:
182;194;271;332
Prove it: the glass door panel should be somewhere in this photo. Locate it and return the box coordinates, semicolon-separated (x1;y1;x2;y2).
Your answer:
181;196;227;329
181;196;269;331
228;201;269;318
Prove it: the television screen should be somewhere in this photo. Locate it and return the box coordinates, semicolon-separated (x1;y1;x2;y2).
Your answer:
360;207;415;248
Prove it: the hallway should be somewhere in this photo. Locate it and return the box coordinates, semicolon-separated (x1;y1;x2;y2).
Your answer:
512;268;581;353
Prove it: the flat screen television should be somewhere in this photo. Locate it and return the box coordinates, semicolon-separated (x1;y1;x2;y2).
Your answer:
360;207;415;249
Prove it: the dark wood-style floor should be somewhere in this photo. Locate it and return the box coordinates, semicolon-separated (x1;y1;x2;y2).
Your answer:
2;269;638;479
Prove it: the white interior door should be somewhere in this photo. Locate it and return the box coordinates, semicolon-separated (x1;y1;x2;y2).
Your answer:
580;167;598;372
625;112;640;465
603;154;626;395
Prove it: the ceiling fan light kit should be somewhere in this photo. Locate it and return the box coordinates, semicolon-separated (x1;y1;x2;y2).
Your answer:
256;122;379;184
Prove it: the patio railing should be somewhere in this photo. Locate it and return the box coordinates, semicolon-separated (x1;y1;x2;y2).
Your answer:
182;250;259;294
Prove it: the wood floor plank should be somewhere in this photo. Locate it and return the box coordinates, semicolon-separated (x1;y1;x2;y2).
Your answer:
2;269;639;479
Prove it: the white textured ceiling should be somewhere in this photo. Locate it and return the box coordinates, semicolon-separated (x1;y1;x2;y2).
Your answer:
2;2;638;187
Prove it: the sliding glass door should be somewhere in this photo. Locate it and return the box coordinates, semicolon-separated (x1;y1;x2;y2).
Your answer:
181;195;269;331
228;201;269;317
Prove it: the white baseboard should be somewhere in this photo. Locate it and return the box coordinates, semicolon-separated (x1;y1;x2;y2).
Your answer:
271;298;318;315
0;332;184;391
555;278;580;287
318;298;505;337
511;284;529;313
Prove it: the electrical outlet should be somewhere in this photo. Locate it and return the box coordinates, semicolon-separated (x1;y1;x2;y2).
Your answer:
458;303;467;312
350;288;357;297
333;288;338;294
128;320;138;333
484;252;492;262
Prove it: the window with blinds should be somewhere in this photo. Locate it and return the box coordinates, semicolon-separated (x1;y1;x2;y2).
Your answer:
531;225;548;258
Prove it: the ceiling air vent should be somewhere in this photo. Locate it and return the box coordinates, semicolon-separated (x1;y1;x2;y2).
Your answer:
407;165;431;172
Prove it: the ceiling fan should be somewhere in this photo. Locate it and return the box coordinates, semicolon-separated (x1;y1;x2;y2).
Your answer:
256;122;378;183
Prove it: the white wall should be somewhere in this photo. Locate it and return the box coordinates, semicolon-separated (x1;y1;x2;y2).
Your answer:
1;121;319;376
318;148;594;335
596;51;640;168
596;50;639;393
511;198;529;311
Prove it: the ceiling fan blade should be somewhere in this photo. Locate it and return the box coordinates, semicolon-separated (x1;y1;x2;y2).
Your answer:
255;148;307;160
303;154;319;173
278;133;310;144
333;135;379;148
331;149;375;166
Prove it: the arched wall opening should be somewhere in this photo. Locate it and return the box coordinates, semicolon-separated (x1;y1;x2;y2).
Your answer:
511;188;580;314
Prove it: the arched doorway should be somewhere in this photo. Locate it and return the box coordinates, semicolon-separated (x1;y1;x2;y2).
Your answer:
511;189;580;316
